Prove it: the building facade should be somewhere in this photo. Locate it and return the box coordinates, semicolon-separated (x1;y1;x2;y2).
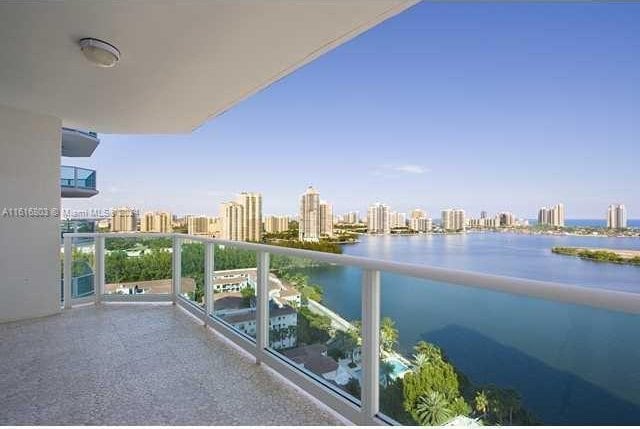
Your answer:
538;204;565;227
607;204;627;229
409;217;432;232
238;192;262;242
367;203;390;234
187;215;211;236
441;209;466;231
299;186;321;242
264;215;290;234
110;208;137;232
220;202;245;240
140;211;172;233
319;201;333;237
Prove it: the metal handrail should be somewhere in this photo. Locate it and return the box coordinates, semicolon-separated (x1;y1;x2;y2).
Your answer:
63;232;640;315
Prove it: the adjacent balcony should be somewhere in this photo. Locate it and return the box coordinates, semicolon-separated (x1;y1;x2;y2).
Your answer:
2;232;640;425
60;165;98;198
61;127;99;157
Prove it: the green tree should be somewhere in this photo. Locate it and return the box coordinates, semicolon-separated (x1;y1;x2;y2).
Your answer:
380;317;399;353
240;286;255;307
474;390;489;419
415;391;452;426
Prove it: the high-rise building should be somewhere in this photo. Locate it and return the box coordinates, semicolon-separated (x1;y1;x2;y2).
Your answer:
341;211;359;224
441;209;466;231
498;212;514;227
237;192;262;242
389;211;407;229
208;217;222;236
299;187;321;242
319;201;333;237
264;216;290;234
409;217;432;232
538;204;565;227
220;202;245;240
110;208;137;232
140;211;172;233
480;210;488;219
411;208;427;220
187;215;211;236
607;204;627;229
367;203;390;234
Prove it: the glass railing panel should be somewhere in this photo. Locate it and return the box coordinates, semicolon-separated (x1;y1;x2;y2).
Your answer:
267;254;363;403
180;239;205;308
211;244;259;341
104;236;173;295
60;237;96;301
376;272;640;425
75;168;96;189
60;166;76;187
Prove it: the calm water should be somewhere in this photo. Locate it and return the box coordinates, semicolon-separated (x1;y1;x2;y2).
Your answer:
306;233;640;424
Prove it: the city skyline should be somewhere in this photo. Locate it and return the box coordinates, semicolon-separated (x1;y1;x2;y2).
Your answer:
61;2;639;218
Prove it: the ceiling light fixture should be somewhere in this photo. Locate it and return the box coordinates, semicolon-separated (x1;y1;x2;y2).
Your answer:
79;38;120;67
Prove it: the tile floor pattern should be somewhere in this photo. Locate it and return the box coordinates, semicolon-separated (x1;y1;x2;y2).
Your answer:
0;304;343;425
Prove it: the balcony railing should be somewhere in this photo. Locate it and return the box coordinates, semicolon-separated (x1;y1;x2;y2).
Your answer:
60;165;97;197
61;232;640;426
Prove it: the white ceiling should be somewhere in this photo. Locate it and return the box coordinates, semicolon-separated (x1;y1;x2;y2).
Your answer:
0;0;417;134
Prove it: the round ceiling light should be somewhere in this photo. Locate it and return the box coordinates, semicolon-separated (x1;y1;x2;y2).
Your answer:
79;38;120;67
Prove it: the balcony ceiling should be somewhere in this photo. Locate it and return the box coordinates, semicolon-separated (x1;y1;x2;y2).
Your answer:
0;0;417;134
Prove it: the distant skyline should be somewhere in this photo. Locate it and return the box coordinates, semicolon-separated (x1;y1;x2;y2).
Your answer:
62;2;639;219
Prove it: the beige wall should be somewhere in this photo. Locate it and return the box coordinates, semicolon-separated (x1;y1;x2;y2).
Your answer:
0;104;61;322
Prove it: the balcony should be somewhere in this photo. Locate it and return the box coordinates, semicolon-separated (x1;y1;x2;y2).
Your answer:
60;165;98;198
3;232;640;425
61;127;99;157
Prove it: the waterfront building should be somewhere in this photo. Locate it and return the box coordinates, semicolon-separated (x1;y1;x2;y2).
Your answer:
411;208;427;220
480;210;488;219
390;211;407;229
187;215;211;236
367;203;390;234
341;211;359;224
237;192;262;242
498;211;514;227
299;186;321;242
468;216;499;228
607;204;627;229
538;204;565;227
319;201;334;237
409;217;432;232
441;208;466;231
110;208;137;232
140;211;172;233
220;202;245;240
264;215;291;234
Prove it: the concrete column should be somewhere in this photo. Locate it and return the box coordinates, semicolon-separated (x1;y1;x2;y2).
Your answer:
0;104;62;322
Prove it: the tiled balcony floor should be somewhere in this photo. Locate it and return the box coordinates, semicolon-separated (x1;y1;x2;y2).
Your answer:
0;304;342;425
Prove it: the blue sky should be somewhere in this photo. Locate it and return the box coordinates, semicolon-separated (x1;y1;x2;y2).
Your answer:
63;2;639;219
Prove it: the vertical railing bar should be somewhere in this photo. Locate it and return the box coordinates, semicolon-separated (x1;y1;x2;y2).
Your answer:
172;235;182;304
94;236;104;305
255;251;270;364
204;242;215;326
63;236;73;310
361;269;381;424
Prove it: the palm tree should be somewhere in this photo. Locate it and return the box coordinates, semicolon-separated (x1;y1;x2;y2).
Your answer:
474;390;489;419
416;391;453;426
379;360;394;387
412;352;429;369
380;317;399;354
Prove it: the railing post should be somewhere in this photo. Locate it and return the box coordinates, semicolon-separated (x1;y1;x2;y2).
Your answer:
361;269;380;424
172;235;182;304
63;236;72;310
73;166;78;189
255;251;270;364
94;236;104;304
204;242;215;326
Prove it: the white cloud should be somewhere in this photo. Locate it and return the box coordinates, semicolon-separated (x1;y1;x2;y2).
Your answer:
373;164;430;178
394;164;428;174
